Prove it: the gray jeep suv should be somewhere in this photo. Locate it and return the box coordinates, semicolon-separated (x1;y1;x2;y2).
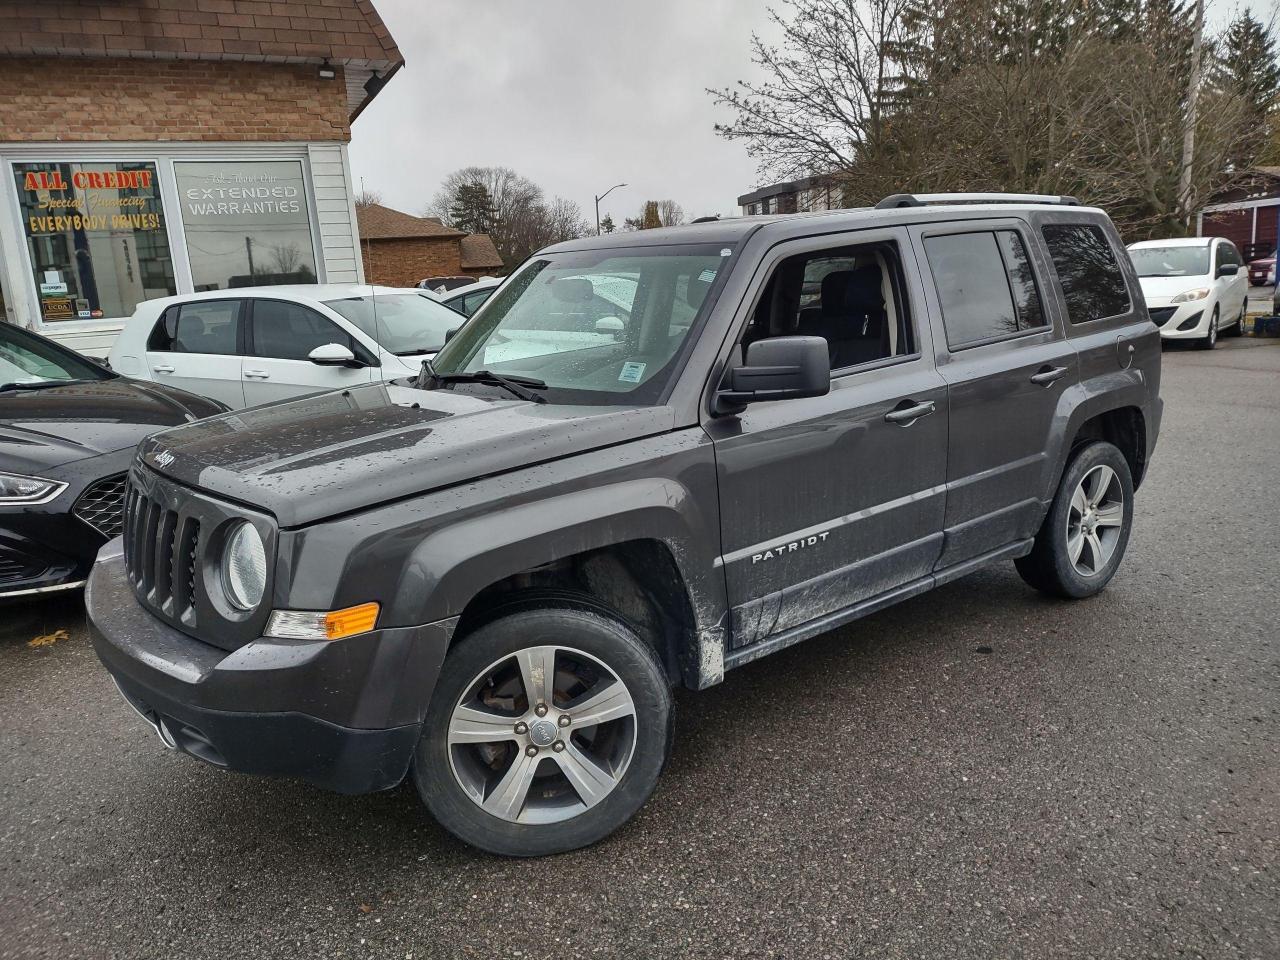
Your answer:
88;194;1161;857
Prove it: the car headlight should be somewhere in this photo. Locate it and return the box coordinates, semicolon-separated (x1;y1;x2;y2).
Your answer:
0;471;67;504
1171;287;1210;303
221;521;267;611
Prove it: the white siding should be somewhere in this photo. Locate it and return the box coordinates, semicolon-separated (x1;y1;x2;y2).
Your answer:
307;142;365;285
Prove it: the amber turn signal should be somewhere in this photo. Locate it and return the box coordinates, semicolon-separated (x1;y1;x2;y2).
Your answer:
324;602;380;640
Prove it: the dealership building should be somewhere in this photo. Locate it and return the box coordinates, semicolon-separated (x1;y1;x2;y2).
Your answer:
0;0;402;356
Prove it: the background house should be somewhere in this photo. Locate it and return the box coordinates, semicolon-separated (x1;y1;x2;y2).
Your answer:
0;0;402;355
356;203;502;286
1198;167;1280;261
738;176;844;216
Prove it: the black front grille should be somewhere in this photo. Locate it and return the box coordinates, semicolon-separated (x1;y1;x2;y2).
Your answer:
123;479;201;625
73;473;127;538
1148;307;1177;327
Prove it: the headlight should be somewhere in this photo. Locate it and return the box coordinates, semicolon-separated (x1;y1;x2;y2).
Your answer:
221;521;266;611
1171;287;1210;303
0;471;66;504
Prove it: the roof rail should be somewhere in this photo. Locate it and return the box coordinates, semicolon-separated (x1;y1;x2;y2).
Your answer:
875;192;1080;209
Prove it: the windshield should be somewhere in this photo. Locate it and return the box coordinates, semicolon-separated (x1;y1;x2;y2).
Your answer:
1128;246;1210;278
0;322;111;388
427;244;732;405
323;293;462;355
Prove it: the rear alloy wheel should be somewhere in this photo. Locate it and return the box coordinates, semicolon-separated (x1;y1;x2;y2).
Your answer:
1016;440;1134;599
1197;306;1218;350
413;604;672;857
1223;303;1245;337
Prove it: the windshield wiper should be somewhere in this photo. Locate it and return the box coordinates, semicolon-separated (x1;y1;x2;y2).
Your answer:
0;379;88;393
418;360;547;403
395;347;441;357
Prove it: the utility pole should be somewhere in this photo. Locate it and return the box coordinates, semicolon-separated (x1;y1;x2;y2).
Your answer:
245;236;256;277
595;183;627;236
1177;0;1205;231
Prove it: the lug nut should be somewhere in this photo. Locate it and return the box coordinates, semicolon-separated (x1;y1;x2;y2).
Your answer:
552;741;566;753
558;714;571;727
534;703;549;717
514;721;528;735
525;745;539;757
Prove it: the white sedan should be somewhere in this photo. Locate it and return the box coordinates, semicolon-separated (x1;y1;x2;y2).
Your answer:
1127;237;1248;349
432;277;503;317
107;285;460;408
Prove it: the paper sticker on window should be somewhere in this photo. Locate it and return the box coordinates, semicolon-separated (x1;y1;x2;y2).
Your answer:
698;269;717;283
618;361;646;383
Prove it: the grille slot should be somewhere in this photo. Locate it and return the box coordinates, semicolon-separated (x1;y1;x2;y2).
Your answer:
124;477;199;622
73;473;127;538
1148;306;1177;327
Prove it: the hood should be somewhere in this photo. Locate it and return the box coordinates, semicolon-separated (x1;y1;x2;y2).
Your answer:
0;377;221;476
136;383;675;527
1138;275;1211;302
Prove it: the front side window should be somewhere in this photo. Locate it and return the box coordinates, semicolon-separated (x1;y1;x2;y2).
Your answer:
174;161;318;291
429;244;731;404
149;300;242;355
925;230;1047;348
12;162;176;323
0;321;113;388
250;300;351;361
1043;224;1132;324
742;240;916;371
325;293;460;356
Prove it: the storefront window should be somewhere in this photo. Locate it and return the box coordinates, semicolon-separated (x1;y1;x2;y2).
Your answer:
13;162;176;322
174;160;318;291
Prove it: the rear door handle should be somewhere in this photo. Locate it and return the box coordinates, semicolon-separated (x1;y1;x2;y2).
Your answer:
244;369;270;380
152;364;174;374
1030;365;1068;386
884;400;936;425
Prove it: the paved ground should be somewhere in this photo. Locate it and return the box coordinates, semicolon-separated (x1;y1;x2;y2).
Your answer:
2;338;1278;960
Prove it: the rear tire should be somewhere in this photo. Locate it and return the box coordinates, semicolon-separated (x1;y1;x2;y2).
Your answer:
1223;303;1245;337
413;603;672;857
1016;441;1134;599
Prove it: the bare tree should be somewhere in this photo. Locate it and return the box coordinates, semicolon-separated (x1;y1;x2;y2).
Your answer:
354;188;382;209
268;242;303;274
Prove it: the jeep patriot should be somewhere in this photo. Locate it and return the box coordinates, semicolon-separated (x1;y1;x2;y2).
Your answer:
88;193;1162;857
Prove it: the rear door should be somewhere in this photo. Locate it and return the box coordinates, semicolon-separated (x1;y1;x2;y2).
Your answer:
144;299;246;407
242;298;376;405
912;219;1076;568
1215;240;1248;324
705;228;949;654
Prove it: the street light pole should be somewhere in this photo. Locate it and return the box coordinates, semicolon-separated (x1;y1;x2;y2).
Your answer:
595;183;627;236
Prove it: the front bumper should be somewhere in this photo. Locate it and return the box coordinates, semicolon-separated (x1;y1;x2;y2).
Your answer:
1147;301;1209;340
87;541;455;794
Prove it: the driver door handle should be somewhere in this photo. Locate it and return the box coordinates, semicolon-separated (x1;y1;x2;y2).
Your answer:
884;400;936;425
153;364;174;374
244;369;270;380
1030;365;1068;386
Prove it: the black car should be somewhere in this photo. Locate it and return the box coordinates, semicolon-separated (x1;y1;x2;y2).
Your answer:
1;322;225;600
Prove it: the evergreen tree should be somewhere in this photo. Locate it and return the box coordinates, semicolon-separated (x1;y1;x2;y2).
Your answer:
600;214;616;234
641;201;662;230
1217;11;1280;119
448;182;497;235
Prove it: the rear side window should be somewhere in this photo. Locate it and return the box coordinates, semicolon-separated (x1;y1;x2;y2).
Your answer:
148;301;241;355
1042;224;1131;324
924;230;1045;348
251;300;355;361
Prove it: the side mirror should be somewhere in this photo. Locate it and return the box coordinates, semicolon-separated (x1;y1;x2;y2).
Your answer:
308;343;359;367
714;336;830;415
444;327;460;343
1217;263;1239;278
595;317;625;335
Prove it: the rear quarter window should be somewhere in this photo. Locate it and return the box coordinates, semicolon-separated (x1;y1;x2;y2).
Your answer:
1042;223;1131;324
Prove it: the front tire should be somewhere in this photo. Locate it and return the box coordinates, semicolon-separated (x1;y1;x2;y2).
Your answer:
413;603;672;857
1197;306;1218;350
1016;440;1134;599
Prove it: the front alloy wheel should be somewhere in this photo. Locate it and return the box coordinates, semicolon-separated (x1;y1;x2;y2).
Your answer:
414;603;672;857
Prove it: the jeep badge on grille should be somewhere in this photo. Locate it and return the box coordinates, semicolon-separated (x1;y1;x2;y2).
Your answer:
153;450;175;469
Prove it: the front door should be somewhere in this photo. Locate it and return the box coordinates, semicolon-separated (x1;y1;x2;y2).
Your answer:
705;229;948;654
913;220;1075;568
242;298;374;405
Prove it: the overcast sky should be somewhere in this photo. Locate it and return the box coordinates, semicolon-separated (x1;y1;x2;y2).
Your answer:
350;0;1278;227
348;0;779;226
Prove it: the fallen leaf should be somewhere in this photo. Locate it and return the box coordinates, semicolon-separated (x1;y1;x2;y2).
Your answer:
357;903;374;914
28;629;69;649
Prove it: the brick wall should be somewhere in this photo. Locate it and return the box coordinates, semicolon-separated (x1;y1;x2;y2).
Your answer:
0;57;350;142
361;238;467;288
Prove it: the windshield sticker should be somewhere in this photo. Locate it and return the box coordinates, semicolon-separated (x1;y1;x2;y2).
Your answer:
698;269;718;283
720;248;733;257
618;361;646;383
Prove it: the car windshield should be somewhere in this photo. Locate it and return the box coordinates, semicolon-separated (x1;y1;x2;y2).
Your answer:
323;293;462;356
1128;246;1210;278
0;322;112;388
427;243;732;405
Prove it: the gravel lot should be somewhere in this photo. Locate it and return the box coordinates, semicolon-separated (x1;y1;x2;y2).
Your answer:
2;338;1277;960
